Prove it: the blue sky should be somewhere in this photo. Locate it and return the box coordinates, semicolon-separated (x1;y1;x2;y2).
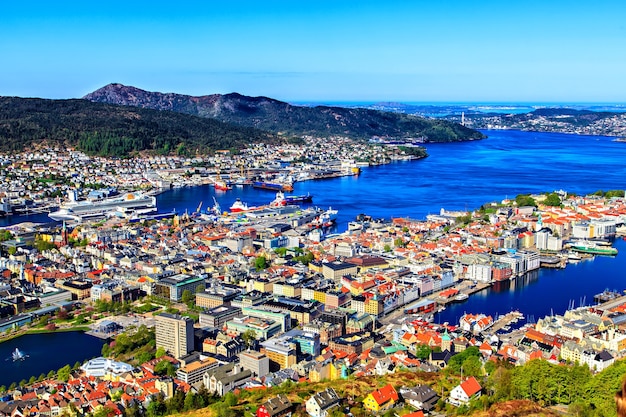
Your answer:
2;0;625;102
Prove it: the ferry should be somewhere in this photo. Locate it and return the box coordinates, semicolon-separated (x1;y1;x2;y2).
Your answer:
570;241;618;256
49;192;156;221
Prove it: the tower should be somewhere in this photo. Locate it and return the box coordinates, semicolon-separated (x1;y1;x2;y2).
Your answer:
155;313;195;359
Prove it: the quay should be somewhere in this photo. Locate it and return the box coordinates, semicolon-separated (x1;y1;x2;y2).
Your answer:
488;310;525;334
433;281;492;306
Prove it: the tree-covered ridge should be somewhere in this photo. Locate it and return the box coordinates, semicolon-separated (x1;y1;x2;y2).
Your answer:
84;83;486;142
0;97;281;156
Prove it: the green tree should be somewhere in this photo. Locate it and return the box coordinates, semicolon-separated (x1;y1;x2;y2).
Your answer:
254;255;268;270
543;192;561;206
155;346;166;358
154;360;176;377
57;364;72;382
241;329;257;348
181;289;194;305
515;194;537;207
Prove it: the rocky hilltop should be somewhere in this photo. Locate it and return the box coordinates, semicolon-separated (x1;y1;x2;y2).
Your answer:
84;83;485;142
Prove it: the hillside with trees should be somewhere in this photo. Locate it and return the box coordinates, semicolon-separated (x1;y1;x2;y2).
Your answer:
84;83;485;142
0;97;281;156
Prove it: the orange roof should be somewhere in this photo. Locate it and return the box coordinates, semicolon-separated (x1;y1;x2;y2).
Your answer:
460;376;482;397
370;383;399;406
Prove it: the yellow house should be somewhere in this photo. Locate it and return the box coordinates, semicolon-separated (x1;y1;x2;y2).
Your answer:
362;384;399;413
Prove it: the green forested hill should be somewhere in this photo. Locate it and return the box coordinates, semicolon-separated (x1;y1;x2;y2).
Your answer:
84;83;485;142
0;97;281;156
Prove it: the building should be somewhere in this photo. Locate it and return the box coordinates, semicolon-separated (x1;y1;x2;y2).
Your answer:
257;394;293;417
155;313;195;359
203;363;253;396
362;384;399;413
154;274;204;302
57;279;92;300
449;376;482;406
260;336;298;371
195;285;240;309
328;331;374;355
239;350;270;377
322;262;357;283
398;385;440;413
305;387;341;417
226;316;283;341
175;357;219;385
199;305;242;328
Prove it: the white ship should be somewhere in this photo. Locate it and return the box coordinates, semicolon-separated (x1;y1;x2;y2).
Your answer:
49;191;157;221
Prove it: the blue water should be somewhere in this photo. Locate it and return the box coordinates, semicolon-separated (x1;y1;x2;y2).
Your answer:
0;332;104;388
155;130;626;231
2;129;626;363
437;239;626;325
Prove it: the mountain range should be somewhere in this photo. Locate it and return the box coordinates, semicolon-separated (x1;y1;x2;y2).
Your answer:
84;83;485;142
0;84;484;157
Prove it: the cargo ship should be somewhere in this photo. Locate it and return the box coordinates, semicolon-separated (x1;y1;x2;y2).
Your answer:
253;181;293;192
270;191;313;206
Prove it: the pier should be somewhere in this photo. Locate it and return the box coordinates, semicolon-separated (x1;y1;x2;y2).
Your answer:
433;281;492;306
488;310;525;334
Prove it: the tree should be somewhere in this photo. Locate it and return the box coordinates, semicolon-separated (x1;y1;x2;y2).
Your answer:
57;364;72;382
254;255;268;270
155;346;166;358
241;329;257;348
515;194;536;207
154;360;176;377
543;192;561;206
181;289;194;305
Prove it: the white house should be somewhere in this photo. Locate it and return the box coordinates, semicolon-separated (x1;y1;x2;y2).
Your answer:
449;376;482;406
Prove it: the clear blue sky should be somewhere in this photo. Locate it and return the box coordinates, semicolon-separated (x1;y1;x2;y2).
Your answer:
2;0;625;102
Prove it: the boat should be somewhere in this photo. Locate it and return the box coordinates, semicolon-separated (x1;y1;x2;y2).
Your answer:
284;193;313;205
454;293;469;302
253;181;293;192
570;241;618;256
49;192;157;221
229;198;252;213
567;251;582;261
214;180;232;191
12;348;28;362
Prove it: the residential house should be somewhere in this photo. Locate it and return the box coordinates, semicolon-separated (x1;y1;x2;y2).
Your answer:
449;376;482;406
399;384;440;412
305;387;341;417
362;383;399;414
257;394;293;417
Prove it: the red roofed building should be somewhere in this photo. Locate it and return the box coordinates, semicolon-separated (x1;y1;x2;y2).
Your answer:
363;383;399;413
449;376;482;406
